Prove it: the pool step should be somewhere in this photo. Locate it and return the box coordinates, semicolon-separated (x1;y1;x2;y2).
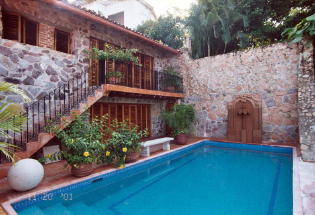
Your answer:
144;167;175;183
44;203;75;215
68;202;101;215
18;206;45;215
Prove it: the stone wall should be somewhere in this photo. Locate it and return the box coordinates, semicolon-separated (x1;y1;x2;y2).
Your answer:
0;38;87;102
298;42;315;161
177;43;301;144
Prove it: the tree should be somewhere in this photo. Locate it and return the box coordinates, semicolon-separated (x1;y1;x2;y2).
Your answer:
186;0;315;58
186;0;249;58
0;82;30;161
137;15;185;49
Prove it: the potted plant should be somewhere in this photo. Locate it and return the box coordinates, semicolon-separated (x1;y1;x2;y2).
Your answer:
105;71;124;84
161;67;182;92
43;114;105;177
104;120;148;166
162;104;195;145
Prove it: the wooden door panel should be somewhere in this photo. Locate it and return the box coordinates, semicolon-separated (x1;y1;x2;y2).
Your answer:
91;103;151;136
227;96;262;143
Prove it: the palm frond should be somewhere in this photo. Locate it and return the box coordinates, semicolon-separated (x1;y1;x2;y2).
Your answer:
0;82;31;102
0;142;18;162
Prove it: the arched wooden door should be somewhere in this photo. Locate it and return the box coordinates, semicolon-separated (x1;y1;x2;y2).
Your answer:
227;96;262;143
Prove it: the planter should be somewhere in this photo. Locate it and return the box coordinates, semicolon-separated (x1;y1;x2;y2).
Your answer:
125;151;140;163
108;77;122;84
111;157;125;168
166;86;176;92
71;164;94;177
175;133;188;145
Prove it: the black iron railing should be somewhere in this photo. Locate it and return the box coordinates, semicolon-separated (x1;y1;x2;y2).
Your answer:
0;71;101;163
155;71;184;93
104;62;183;93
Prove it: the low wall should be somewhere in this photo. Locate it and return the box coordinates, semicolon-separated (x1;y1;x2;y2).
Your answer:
179;43;301;144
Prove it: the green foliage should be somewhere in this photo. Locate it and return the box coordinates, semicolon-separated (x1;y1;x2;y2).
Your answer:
88;44;140;64
43;114;105;167
137;15;185;49
0;82;30;162
186;0;250;58
103;119;148;166
186;0;315;58
162;104;195;136
105;71;124;79
282;13;315;44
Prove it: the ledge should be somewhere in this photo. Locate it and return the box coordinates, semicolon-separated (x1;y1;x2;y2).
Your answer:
104;84;184;99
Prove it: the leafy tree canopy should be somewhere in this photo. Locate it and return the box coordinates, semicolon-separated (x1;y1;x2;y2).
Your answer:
186;0;315;58
137;15;185;49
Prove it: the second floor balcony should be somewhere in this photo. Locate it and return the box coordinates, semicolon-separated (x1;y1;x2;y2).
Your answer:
89;60;184;99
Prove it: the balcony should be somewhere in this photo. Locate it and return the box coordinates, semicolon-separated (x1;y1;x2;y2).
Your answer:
92;62;184;99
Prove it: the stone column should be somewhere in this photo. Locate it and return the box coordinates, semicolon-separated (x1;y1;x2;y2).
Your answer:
71;29;90;75
298;41;315;161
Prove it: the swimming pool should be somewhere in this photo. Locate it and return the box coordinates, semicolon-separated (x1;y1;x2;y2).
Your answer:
9;141;293;215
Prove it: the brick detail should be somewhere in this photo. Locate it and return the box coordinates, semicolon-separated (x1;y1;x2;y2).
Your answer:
0;5;3;37
38;23;54;49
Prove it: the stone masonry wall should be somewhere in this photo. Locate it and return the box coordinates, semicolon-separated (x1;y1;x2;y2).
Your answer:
177;43;300;144
298;42;315;161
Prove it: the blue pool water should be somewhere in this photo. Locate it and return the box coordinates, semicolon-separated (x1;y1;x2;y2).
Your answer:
13;141;292;215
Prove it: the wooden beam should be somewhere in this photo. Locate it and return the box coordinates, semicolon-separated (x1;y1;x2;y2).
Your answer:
104;84;184;98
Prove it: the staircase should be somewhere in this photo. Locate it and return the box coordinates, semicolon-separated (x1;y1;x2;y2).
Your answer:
0;72;107;178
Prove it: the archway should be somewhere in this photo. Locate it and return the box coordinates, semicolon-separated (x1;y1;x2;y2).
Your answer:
227;95;262;143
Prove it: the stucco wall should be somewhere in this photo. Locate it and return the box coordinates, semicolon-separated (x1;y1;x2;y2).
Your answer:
83;0;156;29
177;43;300;144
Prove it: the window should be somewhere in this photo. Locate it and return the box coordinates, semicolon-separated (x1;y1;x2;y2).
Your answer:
108;12;124;25
55;29;70;54
22;18;38;46
2;11;38;46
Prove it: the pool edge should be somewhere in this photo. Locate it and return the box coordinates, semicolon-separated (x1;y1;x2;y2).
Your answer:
2;139;298;215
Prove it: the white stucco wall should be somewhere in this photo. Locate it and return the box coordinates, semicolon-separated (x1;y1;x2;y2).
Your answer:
84;0;156;29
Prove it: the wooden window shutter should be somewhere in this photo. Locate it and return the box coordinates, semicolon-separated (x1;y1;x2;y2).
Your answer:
3;12;21;41
89;38;99;86
55;29;70;53
22;18;38;46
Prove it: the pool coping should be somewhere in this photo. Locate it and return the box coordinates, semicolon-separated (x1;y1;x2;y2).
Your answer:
2;140;300;215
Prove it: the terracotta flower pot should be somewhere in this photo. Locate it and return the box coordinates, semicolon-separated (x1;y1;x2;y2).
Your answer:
71;164;94;177
108;77;122;84
166;86;175;92
175;133;188;145
125;151;140;163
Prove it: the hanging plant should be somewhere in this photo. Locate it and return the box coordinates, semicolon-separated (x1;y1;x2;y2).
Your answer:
88;44;140;65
